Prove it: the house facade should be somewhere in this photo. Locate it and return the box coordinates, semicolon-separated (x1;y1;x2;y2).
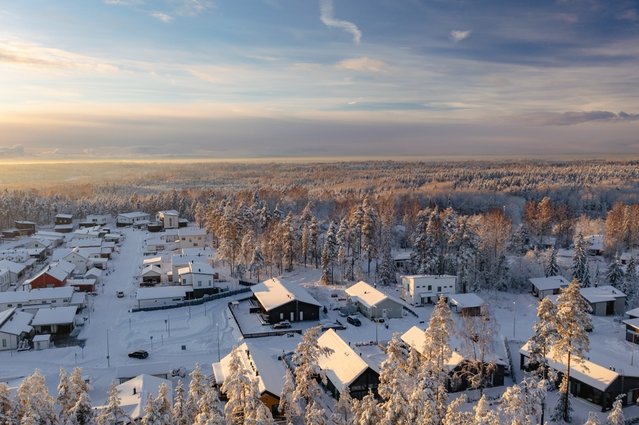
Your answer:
251;278;321;323
345;281;403;320
400;275;456;305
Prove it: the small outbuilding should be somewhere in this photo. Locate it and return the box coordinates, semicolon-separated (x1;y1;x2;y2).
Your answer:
345;281;403;320
580;285;626;316
529;275;570;299
448;293;486;316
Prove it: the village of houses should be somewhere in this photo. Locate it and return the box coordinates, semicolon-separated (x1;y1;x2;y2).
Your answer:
1;211;639;421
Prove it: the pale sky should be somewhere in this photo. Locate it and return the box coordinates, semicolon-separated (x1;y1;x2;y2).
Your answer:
1;0;639;158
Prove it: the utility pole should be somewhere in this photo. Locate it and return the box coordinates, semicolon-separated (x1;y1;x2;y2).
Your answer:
106;329;111;368
217;323;221;362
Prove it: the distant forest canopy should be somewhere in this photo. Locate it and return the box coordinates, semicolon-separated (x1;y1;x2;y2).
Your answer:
1;159;638;227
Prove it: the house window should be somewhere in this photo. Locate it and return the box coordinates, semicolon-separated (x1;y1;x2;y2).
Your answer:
198;282;202;287
437;286;441;292
428;285;432;291
2;339;6;348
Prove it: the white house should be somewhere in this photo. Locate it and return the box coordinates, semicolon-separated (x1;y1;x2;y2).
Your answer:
83;214;110;226
59;248;89;275
178;227;207;249
0;308;33;351
345;281;403;319
31;306;78;335
177;261;218;296
117;212;151;227
0;269;11;292
156;210;180;229
135;286;192;309
0;260;26;284
400;275;456;305
140;265;162;286
0;286;76;312
529;275;570;299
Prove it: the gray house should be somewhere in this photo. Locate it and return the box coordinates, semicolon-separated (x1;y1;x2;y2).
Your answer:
345;281;403;320
580;286;626;316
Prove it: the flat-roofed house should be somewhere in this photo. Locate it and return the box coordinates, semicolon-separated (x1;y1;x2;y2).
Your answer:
529;276;570;299
177;261;218;297
156;210;179;230
345;281;403;320
448;293;486;316
400;275;456;305
116;212;151;227
580;285;626;316
251;278;321;324
135;286;191;309
178;227;207;249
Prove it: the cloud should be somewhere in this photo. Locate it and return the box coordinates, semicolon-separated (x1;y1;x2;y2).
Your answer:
0;40;118;73
178;0;213;17
103;0;143;4
336;57;388;72
450;30;471;42
620;9;639;22
151;11;173;23
320;0;362;44
531;111;639;126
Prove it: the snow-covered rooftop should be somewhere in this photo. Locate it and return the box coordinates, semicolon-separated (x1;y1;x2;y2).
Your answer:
178;227;206;237
136;286;190;301
580;285;625;304
586;235;604;252
28;286;75;301
115;374;172;421
317;329;375;391
626;307;639;319
143;257;163;266
31;306;77;326
401;326;464;370
251;278;321;311
56;214;73;219
448;293;485;309
520;341;620;392
345;281;388;308
177;262;214;276
141;265;161;277
115;362;172;380
213;341;288;398
0;308;33;336
529;275;570;291
623;318;639;329
84;267;103;278
0;260;26;274
118;212;150;219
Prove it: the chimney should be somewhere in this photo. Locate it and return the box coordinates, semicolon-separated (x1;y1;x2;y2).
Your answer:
133;387;137;395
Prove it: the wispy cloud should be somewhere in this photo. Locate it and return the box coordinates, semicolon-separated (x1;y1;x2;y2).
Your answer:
0;39;118;73
103;0;143;5
620;9;639;22
177;0;213;17
336;57;388;72
320;0;362;44
529;111;639;126
450;30;471;42
151;11;173;23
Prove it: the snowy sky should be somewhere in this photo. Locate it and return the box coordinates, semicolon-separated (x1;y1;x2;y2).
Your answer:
1;0;639;158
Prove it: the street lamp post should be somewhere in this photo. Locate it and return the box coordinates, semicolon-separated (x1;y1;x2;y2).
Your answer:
217;323;221;362
512;300;516;339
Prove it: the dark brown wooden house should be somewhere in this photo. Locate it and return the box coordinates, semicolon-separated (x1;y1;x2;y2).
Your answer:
251;278;321;324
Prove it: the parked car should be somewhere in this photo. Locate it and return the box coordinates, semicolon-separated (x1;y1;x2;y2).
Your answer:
128;350;149;359
273;320;291;329
116;291;124;298
171;367;186;378
347;315;361;326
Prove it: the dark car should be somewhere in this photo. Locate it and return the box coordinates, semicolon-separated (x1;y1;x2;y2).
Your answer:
347;315;361;326
128;350;149;359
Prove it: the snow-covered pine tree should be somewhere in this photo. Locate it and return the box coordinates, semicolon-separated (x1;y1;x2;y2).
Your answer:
278;368;295;424
458;304;498;396
0;383;14;424
303;400;328;425
545;248;560;277
187;363;208;422
141;393;162;425
290;325;333;420
15;369;57;424
361;196;379;276
57;368;73;422
331;388;354;425
193;385;224;425
351;390;381;425
250;245;264;282
281;212;296;272
529;296;558;380
378;334;411;425
96;381;127;425
336;218;351;281
473;394;499;425
573;233;591;287
377;225;396;285
309;216;320;268
606;257;624;290
606;396;624;425
550;376;573;424
553;278;592;423
320;222;337;284
68;391;94;425
442;394;472;425
156;383;173;425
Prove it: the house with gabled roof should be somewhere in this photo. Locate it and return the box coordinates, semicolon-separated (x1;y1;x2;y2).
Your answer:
345;281;403;319
0;308;34;351
0;260;26;283
28;260;75;289
317;329;383;400
251;278;321;324
177;261;218;297
401;325;505;392
212;341;288;417
116;211;151;227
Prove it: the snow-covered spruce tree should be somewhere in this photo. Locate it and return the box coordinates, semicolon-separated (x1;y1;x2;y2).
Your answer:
155;383;173;425
583;412;601;425
545;248;560;277
458;304;498;396
0;383;13;425
499;377;545;425
309;216;320;269
361;196;379;276
96;382;127;425
193;385;224;425
278;368;295;424
623;256;638;308
377;225;396;285
172;380;191;425
606;395;624;425
336;218;351;282
68;391;94;425
473;394;499;425
331;388;354;425
551;375;573;424
573;233;591;287
553;278;592;423
250;245;264;283
320;221;337;284
281;212;296;272
187;363;208;420
606;257;624;290
378;334;411;425
290;325;333;420
141;393;162;425
351;390;381;425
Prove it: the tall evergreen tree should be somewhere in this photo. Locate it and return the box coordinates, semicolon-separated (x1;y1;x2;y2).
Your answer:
96;382;127;425
623;256;638;308
606;257;624;290
378;334;411;425
545;248;559;277
320;222;338;284
607;396;624;425
0;383;13;425
553;278;592;422
573;233;591;287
